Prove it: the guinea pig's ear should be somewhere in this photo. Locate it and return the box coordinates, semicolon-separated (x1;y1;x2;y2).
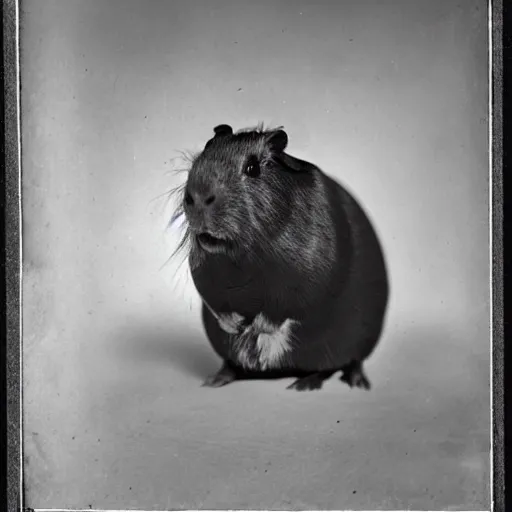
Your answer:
266;129;288;153
213;124;233;136
204;124;233;149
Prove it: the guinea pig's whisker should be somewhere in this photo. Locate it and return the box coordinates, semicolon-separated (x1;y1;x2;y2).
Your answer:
168;210;186;230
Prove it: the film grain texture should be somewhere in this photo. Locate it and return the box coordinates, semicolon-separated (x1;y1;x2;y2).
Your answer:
20;0;490;509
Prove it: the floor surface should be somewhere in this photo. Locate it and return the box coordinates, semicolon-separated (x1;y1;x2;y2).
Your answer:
23;272;490;510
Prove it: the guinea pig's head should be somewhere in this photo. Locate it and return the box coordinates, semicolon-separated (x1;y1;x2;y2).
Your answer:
179;124;308;262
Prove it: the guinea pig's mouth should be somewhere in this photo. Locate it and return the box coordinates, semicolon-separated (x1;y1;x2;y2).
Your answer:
196;232;231;253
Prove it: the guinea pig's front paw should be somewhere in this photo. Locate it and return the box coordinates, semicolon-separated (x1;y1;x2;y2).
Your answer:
217;312;246;334
287;370;335;391
201;362;238;388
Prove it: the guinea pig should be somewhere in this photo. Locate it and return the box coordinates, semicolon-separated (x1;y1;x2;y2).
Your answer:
172;124;389;391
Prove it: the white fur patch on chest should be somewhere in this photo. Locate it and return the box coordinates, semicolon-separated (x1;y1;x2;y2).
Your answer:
201;298;298;370
254;316;297;370
221;312;298;371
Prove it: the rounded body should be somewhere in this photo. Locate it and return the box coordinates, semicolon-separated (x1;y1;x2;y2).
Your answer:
191;165;389;374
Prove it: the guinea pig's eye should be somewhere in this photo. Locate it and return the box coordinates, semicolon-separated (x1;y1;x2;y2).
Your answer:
243;156;261;178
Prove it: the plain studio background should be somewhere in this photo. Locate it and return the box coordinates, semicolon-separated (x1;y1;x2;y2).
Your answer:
21;0;490;510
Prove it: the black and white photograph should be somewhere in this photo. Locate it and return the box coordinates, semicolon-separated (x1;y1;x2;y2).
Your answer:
4;0;503;510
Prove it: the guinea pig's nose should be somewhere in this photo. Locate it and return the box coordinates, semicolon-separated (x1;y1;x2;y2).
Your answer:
184;187;217;209
203;193;216;206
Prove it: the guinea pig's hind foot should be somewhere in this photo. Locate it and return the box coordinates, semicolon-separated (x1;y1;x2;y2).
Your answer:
202;362;238;388
340;361;371;390
287;370;336;391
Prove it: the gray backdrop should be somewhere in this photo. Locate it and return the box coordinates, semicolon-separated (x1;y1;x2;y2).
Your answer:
21;0;490;509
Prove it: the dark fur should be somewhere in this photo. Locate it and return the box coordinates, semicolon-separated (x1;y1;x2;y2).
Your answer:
174;124;389;391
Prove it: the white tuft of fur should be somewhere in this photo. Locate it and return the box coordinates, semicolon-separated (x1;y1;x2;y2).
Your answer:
236;345;254;369
217;312;246;334
255;316;297;370
209;309;298;371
